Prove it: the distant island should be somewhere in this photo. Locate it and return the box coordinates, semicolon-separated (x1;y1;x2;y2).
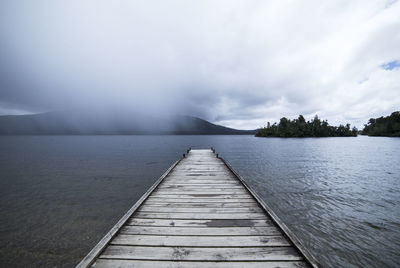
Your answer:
256;115;358;138
362;111;400;137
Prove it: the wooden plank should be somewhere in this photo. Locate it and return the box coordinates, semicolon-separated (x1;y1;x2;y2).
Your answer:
175;169;229;171
126;218;273;227
145;197;255;203
150;194;252;199
177;165;226;167
167;176;237;179
164;180;237;183
92;259;309;268
111;234;291;247
171;172;230;175
155;188;248;192
133;212;267;219
119;226;280;236
157;183;246;188
176;169;227;173
177;163;226;165
170;174;231;176
171;165;225;167
158;185;244;189
158;185;243;188
99;245;303;261
142;202;259;208
153;190;249;195
172;174;231;176
137;206;264;213
163;181;240;184
157;188;245;191
167;173;234;176
165;178;236;182
171;169;231;171
170;172;232;174
163;182;238;186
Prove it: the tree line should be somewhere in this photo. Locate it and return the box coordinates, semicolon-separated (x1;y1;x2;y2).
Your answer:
362;111;400;137
255;115;358;138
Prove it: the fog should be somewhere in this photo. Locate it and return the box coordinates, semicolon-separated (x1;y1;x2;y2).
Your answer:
0;0;399;129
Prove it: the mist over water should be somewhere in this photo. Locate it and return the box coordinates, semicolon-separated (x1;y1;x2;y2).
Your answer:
0;135;399;267
1;1;400;129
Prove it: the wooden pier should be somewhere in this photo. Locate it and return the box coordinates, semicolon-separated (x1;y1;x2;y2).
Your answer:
77;149;319;267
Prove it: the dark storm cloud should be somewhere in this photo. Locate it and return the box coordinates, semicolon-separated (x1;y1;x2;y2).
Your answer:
0;0;399;129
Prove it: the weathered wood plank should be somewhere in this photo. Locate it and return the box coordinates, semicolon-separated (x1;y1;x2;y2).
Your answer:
142;202;259;208
126;218;273;227
166;177;237;180
133;212;267;219
119;226;280;236
153;190;249;195
137;206;264;213
171;173;230;176
145;197;255;203
162;182;240;185
163;181;239;184
171;168;229;170
170;173;230;176
165;177;235;184
157;184;244;189
173;174;231;176
150;194;252;199
92;259;309;268
158;185;243;188
177;164;226;166
155;187;248;192
111;234;291;247
99;245;303;261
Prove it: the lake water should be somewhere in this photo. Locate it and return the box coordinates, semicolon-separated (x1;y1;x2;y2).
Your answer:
0;135;399;267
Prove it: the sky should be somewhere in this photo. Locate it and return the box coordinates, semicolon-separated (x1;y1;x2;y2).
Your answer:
0;0;399;129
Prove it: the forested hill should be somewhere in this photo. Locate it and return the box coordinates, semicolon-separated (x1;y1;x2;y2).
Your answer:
0;112;256;135
256;115;358;138
362;111;400;137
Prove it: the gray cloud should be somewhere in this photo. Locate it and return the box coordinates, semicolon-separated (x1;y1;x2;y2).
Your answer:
0;0;399;129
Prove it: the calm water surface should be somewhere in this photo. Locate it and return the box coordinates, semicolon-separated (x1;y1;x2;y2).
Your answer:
0;135;399;267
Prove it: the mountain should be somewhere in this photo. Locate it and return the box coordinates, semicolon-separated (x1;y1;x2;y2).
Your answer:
0;111;255;135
